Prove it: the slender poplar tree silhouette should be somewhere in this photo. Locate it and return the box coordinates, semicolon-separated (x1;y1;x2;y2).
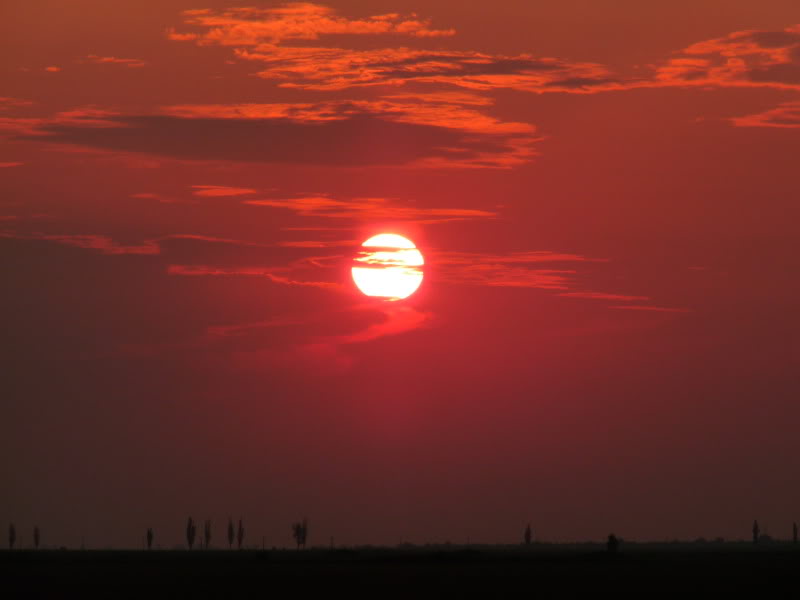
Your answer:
186;517;196;550
753;520;760;544
204;519;212;549
793;522;797;544
237;519;245;550
33;526;40;550
9;524;16;550
228;519;234;549
292;518;308;550
146;528;154;550
524;524;532;545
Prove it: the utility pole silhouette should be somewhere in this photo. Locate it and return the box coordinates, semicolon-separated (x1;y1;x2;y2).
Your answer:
146;528;154;550
186;517;196;550
33;526;40;550
9;524;16;550
228;519;234;549
237;519;245;550
752;520;760;544
524;524;532;545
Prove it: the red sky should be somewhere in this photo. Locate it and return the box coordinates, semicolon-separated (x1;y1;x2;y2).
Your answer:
2;1;800;548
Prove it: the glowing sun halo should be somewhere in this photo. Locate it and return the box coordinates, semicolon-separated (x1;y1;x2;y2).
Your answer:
352;233;424;300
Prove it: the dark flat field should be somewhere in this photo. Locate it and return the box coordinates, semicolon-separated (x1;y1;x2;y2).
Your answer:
3;544;799;598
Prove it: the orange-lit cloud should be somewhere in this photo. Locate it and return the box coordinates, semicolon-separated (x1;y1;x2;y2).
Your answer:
168;3;616;93
191;185;257;197
731;101;800;128
44;66;61;72
86;54;146;68
0;162;23;168
169;4;455;46
18;97;538;168
655;25;800;90
245;195;496;223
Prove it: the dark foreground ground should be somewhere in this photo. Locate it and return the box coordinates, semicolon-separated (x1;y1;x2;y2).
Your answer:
3;544;799;598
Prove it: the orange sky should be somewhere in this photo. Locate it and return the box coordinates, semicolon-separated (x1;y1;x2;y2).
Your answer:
2;1;800;548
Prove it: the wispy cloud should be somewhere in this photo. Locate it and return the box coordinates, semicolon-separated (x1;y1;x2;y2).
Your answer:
168;3;616;94
86;54;146;68
731;101;800;128
655;24;800;90
168;3;455;46
433;250;601;290
245;195;496;223
191;185;257;197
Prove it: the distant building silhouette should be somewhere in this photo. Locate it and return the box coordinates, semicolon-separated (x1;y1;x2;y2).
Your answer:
753;520;760;544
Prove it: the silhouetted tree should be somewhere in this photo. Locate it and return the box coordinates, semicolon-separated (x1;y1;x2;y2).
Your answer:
228;519;234;549
204;519;212;549
9;524;16;550
292;518;308;550
186;517;196;550
237;519;244;550
33;526;40;550
146;528;154;550
607;534;619;553
753;520;760;544
793;522;798;544
524;524;532;545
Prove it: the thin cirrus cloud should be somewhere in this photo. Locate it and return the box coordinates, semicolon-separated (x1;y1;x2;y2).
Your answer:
432;250;601;290
86;54;146;68
244;195;496;224
191;185;257;197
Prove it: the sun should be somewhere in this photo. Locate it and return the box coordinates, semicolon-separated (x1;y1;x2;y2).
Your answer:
352;233;424;300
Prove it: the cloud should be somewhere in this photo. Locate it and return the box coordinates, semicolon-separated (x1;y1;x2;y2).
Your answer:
0;97;32;110
0;233;159;255
731;101;800;128
168;3;617;93
168;3;455;46
655;24;800;90
0;162;23;168
191;185;257;197
45;66;61;72
86;55;146;68
433;250;602;290
245;195;496;223
558;292;651;301
610;306;690;313
17;97;538;168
